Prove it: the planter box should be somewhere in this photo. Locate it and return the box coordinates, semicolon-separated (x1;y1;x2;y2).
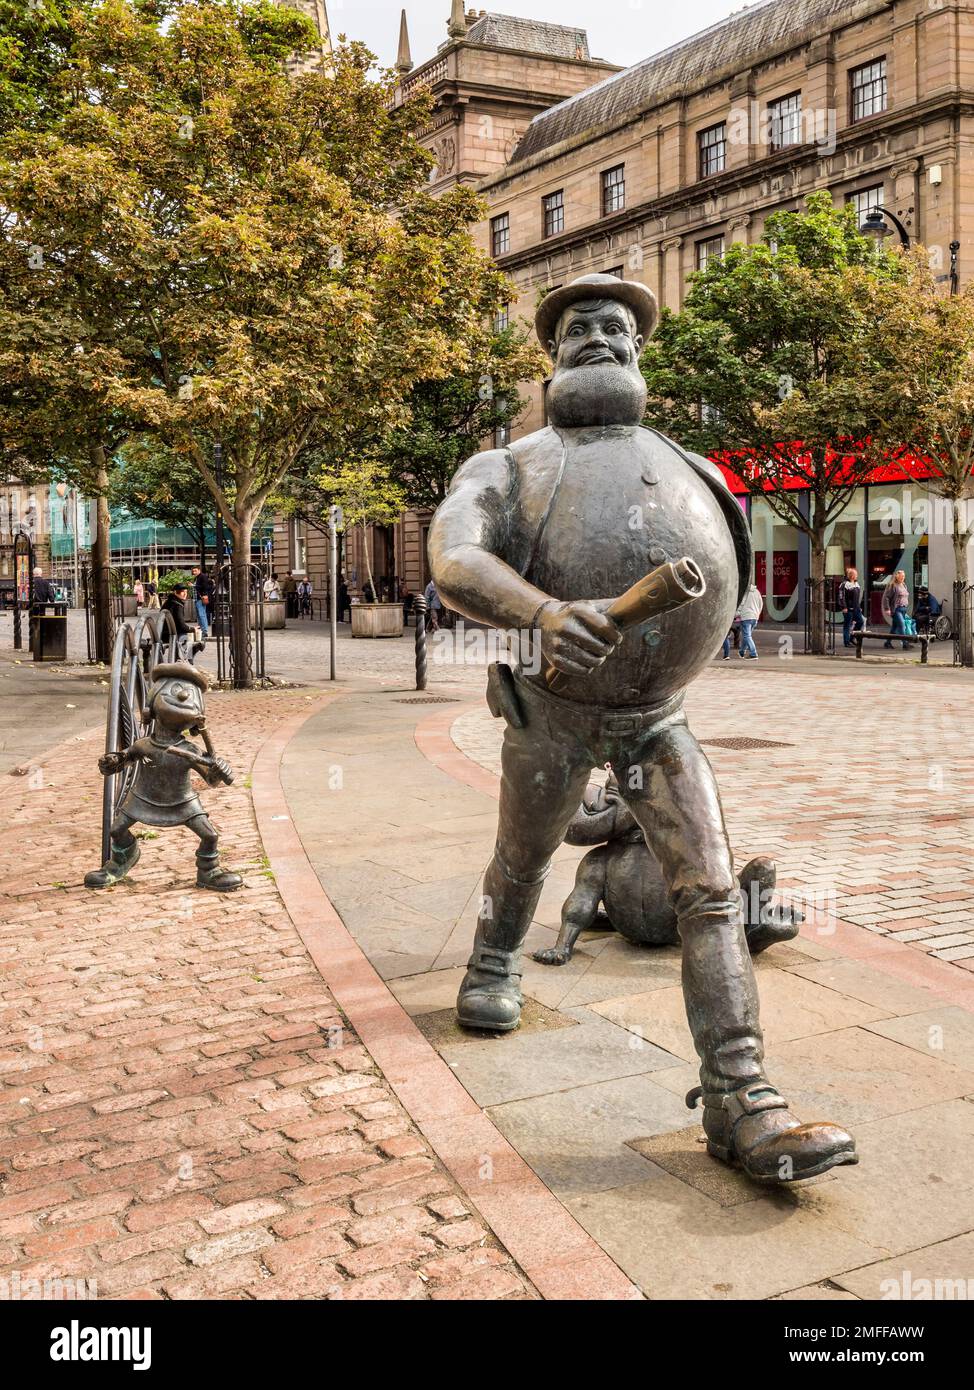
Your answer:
351;602;404;638
254;599;286;630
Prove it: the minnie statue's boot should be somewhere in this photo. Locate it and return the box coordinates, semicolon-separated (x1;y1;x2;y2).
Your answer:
84;838;140;889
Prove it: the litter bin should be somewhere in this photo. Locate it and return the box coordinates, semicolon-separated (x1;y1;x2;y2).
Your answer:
30;605;68;662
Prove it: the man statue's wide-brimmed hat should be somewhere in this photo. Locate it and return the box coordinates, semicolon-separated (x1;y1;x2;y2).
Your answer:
535;273;659;354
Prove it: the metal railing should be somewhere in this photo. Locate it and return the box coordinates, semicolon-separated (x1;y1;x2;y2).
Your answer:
212;562;266;687
953;580;974;667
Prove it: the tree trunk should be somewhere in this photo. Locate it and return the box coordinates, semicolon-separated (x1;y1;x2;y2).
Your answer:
89;444;114;664
952;503;972;667
229;511;255;689
809;539;827;656
198;515;207;573
361;521;378;601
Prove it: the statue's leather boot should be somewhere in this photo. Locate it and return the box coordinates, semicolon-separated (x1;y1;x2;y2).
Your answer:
84;839;140;889
456;857;545;1032
195;848;242;893
687;1081;858;1183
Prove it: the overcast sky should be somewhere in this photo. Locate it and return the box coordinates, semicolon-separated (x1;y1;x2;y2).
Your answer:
333;0;757;71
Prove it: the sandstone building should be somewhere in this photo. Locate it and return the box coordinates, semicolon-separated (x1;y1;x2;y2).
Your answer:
278;0;973;628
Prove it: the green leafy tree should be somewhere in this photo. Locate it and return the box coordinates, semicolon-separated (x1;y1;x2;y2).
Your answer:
641;191;906;652
314;457;405;604
386;321;547;510
0;1;514;683
109;440;219;569
862;252;974;661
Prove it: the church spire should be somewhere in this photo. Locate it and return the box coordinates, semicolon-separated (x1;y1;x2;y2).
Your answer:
397;9;413;74
447;0;466;41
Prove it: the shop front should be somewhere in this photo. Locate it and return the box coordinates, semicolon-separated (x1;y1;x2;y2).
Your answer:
721;466;941;628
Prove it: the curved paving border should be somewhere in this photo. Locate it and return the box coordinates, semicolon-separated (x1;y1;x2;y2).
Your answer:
414;706;974;1016
252;693;642;1302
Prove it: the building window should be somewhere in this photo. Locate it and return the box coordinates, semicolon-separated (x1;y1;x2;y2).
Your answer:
603;265;624;278
696;235;725;271
849;185;884;224
490;213;510;257
601;165;625;216
851;58;887;122
493;304;510;333
290;517;307;573
698;122;726;178
542;190;564;239
767;92;802;152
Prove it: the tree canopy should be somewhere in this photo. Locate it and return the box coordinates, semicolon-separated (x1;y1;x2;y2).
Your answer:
0;0;520;678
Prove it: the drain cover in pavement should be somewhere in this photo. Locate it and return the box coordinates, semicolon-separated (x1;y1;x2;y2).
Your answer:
700;737;794;750
394;696;460;704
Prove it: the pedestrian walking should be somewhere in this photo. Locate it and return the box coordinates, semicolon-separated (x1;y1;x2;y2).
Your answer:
882;569;910;650
193;565;215;638
338;576;351;622
263;572;281;601
297;577;313;617
721;613;741;660
838;566;865;648
133;576;145;607
737;581;762;659
424;578;443;632
145;578;159;610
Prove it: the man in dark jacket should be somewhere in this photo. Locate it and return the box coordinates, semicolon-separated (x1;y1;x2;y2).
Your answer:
30;567;56;613
193;566;216;638
162;583;194;658
838;567;865;648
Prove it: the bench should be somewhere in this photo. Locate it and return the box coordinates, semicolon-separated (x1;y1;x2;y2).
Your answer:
852;630;928;663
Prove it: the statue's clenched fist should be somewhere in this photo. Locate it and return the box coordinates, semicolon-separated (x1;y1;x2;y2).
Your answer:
206;757;234;787
536;600;621;675
98;751;126;776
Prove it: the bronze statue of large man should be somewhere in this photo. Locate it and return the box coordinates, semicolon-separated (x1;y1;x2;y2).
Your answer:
429;274;857;1184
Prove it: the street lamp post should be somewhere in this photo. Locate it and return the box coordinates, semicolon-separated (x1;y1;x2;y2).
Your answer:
859;207;960;294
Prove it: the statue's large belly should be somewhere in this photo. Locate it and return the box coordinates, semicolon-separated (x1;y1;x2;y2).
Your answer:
522;429;739;706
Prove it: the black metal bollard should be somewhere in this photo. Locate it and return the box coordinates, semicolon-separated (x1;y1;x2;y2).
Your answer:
413;595;428;691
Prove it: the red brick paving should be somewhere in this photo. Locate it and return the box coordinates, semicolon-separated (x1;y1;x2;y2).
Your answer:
0;690;535;1300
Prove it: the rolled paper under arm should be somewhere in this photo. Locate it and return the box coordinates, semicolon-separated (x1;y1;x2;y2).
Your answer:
545;557;707;691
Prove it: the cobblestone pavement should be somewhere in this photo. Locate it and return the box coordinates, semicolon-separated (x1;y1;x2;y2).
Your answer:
452;659;974;968
0;687;535;1301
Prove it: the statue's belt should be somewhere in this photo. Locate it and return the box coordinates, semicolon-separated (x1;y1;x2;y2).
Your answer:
488;661;686;742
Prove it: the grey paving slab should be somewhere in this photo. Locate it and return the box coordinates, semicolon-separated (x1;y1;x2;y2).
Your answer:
780;1100;974;1260
387;872;484;924
564;1171;884;1300
556;937;684;1009
863;1006;974;1071
786;958;947;1015
388;966;468;1016
487;1074;693;1198
833;1231;974;1300
645;1027;974;1128
440;1013;681;1107
589;970;892;1065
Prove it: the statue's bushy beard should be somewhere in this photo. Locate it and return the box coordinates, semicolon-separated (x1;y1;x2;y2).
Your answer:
546;361;648;428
